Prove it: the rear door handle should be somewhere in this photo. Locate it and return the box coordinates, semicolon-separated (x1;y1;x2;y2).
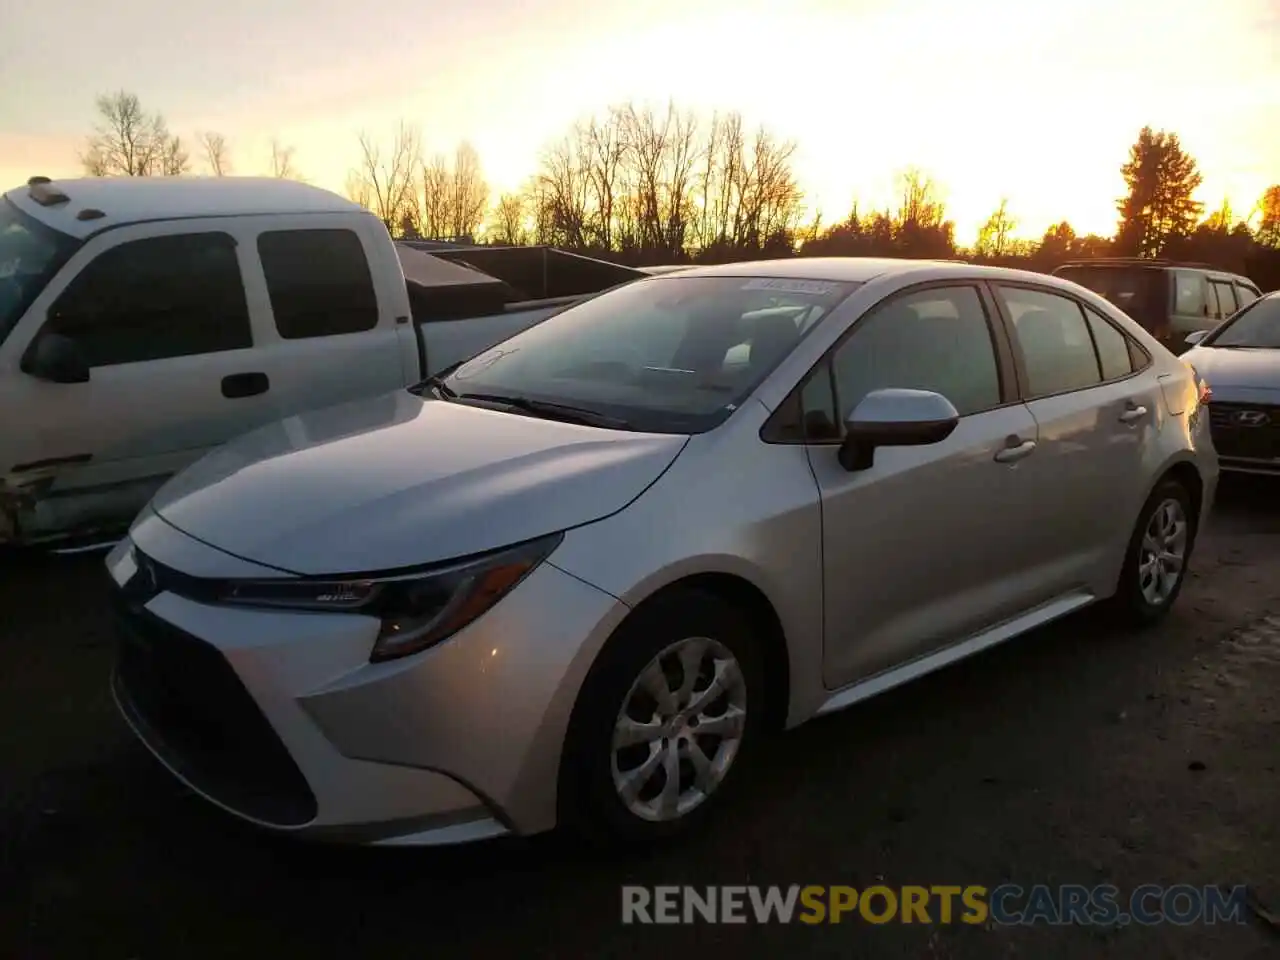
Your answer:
221;372;270;399
994;438;1037;463
1118;404;1148;424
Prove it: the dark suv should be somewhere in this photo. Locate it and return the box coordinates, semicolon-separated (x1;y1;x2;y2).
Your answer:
1052;258;1261;353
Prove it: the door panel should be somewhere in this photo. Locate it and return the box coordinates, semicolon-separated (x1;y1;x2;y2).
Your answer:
811;403;1041;687
802;282;1045;689
244;219;409;421
0;221;278;541
993;284;1159;598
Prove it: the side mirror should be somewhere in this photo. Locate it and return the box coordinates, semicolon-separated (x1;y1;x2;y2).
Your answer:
838;388;960;472
1184;330;1209;346
21;333;90;384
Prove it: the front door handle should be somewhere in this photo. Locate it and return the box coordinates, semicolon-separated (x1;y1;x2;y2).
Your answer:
994;438;1037;463
221;372;270;399
1118;403;1148;424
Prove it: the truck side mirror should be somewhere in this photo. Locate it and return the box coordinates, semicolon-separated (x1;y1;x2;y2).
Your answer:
21;334;90;384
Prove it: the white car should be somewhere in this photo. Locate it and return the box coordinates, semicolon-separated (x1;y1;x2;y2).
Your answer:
107;258;1218;847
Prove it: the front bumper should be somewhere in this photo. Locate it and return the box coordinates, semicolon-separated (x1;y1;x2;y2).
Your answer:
107;512;629;844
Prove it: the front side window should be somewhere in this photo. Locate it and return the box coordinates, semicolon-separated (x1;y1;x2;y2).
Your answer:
1202;295;1280;349
0;200;81;344
798;285;1002;438
46;232;250;367
258;229;379;339
441;275;858;433
997;285;1101;398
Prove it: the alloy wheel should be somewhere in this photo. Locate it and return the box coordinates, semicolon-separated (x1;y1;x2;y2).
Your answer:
1138;497;1188;606
609;636;748;822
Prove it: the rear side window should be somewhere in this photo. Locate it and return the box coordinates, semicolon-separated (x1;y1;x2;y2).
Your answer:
258;229;379;339
1211;281;1237;318
1055;266;1157;317
997;286;1101;398
1083;307;1134;380
47;232;251;367
1173;272;1207;316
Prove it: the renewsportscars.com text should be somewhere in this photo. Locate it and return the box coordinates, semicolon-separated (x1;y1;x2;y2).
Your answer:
621;884;1250;926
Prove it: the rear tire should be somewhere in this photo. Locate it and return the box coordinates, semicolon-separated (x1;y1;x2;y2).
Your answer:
1108;479;1196;626
558;588;764;847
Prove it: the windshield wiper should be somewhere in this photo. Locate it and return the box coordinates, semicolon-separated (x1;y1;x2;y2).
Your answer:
409;370;460;399
456;392;631;429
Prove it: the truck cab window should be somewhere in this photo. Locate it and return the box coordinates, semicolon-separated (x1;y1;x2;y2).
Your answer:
258;229;379;338
46;232;251;368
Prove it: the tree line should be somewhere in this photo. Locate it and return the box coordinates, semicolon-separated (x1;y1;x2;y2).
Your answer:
81;91;1280;287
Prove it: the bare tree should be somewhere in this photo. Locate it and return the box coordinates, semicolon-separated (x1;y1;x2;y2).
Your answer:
270;138;300;180
620;102;701;257
974;198;1017;257
421;153;453;239
198;132;232;176
527;100;801;260
533;129;592;249
891;169;955;257
344;170;372;209
415;143;489;240
488;193;527;245
350;123;422;231
82;91;171;176
448;142;488;238
156;135;191;176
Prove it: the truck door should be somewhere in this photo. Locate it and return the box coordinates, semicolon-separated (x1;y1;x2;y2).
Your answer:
236;214;417;417
0;221;281;543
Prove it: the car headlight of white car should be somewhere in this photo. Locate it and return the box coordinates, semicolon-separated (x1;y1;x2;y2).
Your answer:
215;533;563;661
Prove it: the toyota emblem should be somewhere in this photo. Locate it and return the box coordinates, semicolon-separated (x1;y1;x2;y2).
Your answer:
1233;410;1271;427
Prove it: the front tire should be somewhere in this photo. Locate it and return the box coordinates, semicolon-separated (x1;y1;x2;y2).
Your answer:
1109;479;1196;626
559;589;764;846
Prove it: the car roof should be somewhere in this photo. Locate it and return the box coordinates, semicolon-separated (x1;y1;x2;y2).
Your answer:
661;257;1065;287
1054;259;1255;285
5;176;366;240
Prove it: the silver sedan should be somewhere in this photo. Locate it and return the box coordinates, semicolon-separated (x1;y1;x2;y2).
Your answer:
1184;290;1280;476
106;258;1218;847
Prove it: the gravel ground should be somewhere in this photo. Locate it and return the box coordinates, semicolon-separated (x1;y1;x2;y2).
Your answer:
1;476;1279;959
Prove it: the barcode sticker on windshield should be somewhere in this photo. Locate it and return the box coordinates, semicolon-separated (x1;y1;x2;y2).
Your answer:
741;278;839;295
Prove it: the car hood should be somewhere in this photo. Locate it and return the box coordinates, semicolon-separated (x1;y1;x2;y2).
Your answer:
1184;346;1280;390
152;390;686;574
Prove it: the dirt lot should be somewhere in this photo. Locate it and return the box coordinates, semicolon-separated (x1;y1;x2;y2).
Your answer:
2;477;1279;959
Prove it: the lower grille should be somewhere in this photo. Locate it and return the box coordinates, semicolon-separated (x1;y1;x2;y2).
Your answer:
1207;402;1280;462
112;592;318;827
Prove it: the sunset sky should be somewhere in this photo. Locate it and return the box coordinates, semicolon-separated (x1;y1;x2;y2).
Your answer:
2;0;1277;244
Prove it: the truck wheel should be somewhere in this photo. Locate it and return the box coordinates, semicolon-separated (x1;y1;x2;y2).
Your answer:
559;589;764;846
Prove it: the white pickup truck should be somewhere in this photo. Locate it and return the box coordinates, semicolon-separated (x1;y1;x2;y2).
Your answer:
0;176;643;549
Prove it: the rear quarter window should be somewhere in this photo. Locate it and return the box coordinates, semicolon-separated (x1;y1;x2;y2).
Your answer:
258;229;379;339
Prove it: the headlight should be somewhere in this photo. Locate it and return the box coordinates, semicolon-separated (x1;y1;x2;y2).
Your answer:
1183;360;1212;405
217;533;563;662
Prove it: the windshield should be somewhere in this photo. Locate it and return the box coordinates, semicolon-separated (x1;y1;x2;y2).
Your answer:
0;198;81;344
439;275;858;433
1055;265;1161;318
1202;295;1280;349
